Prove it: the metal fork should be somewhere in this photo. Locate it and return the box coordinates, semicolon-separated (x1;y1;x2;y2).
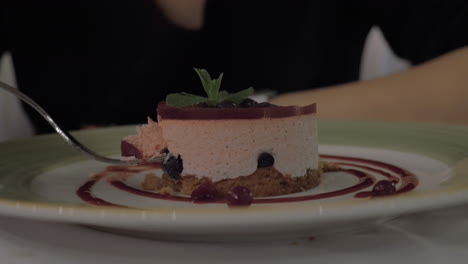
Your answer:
0;81;165;165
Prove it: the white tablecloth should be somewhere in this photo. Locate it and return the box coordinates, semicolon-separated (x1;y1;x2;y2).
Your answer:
1;202;467;264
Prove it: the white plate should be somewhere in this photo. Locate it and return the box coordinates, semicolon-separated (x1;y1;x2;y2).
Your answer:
1;122;468;241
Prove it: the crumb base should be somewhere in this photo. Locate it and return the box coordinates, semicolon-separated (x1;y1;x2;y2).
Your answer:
142;167;322;197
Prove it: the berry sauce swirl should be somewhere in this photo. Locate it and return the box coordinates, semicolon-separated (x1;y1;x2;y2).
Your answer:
76;155;418;207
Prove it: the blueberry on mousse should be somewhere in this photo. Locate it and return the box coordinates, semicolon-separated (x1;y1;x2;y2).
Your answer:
257;152;274;168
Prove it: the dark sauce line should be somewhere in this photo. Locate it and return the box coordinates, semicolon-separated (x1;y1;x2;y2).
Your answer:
76;174;120;207
110;181;226;204
77;155;419;206
336;162;399;183
320;155;413;177
321;155;419;198
354;183;418;198
108;169;373;204
110;181;192;202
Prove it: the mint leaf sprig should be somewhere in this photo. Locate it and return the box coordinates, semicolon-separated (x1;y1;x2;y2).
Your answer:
166;68;254;107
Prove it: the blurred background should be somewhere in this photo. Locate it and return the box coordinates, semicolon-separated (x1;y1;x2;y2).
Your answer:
0;26;409;142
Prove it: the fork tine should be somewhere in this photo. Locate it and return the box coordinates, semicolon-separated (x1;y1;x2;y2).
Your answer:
0;81;164;165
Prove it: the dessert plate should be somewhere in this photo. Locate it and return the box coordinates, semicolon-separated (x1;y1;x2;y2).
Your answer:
0;121;468;241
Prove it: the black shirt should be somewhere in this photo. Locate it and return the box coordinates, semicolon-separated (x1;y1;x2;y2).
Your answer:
1;0;468;133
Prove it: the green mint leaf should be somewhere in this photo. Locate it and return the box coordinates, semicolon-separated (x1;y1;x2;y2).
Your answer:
194;68;214;99
204;99;219;106
218;90;229;100
193;68;212;98
180;92;206;98
194;68;223;101
166;69;255;107
221;87;254;104
166;93;209;107
212;72;223;100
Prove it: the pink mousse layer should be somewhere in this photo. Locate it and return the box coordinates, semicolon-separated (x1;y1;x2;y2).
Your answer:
121;102;318;181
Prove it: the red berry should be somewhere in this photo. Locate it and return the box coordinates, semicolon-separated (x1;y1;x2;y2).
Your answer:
372;180;396;196
226;186;254;206
191;182;219;202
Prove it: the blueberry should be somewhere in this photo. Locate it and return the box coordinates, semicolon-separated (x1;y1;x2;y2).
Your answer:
257;152;274;168
239;98;258;108
217;100;237;108
372;180;396;196
226;185;253;206
162;156;183;180
191;182;219;202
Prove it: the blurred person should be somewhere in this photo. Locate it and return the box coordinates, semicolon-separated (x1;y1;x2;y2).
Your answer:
1;0;468;134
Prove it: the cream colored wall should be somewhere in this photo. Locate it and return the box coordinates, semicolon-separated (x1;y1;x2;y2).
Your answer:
0;53;34;142
360;27;410;80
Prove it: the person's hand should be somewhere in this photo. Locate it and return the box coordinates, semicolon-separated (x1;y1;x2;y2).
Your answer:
154;0;206;30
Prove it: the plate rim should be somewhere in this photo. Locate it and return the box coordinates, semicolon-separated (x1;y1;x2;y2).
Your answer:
0;121;468;229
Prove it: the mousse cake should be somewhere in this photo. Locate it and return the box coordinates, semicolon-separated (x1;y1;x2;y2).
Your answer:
121;69;321;200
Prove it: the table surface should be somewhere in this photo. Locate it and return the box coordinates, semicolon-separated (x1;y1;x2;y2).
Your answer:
1;202;467;264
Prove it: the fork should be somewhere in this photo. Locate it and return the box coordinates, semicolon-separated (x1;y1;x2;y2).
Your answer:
0;81;165;165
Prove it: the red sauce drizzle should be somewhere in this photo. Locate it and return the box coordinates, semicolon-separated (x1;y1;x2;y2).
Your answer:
76;173;120;206
76;155;419;206
320;155;419;198
109;181;193;202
